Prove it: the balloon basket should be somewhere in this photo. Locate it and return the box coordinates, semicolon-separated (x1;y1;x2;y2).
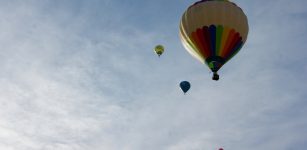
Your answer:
212;72;219;81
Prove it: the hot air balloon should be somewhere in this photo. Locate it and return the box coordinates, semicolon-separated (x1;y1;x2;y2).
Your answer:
154;45;164;57
180;0;249;80
180;81;191;94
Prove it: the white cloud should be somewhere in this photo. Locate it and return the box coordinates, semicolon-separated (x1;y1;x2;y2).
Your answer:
0;0;306;150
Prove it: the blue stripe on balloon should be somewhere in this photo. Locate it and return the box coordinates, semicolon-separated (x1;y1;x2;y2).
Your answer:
209;25;216;56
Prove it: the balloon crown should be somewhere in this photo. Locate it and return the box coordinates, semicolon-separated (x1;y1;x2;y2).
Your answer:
193;0;231;6
189;0;242;15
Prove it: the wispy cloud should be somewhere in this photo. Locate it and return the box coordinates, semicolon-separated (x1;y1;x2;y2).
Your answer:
0;0;306;150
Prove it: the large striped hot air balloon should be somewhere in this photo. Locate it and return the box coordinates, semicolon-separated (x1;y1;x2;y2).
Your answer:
180;0;249;80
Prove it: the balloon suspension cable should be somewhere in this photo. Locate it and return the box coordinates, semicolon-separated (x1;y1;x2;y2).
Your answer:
212;72;219;81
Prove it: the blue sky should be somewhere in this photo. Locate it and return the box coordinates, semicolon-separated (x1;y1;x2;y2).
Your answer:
0;0;306;150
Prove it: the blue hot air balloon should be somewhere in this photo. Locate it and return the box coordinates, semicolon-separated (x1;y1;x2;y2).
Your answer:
180;81;191;94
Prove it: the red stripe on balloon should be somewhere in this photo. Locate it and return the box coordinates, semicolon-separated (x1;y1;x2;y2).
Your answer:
226;36;242;58
224;38;243;60
191;31;207;58
203;26;213;57
196;28;210;58
222;32;240;58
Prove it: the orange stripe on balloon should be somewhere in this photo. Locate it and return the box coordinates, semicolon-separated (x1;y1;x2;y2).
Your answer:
218;27;230;56
220;29;235;57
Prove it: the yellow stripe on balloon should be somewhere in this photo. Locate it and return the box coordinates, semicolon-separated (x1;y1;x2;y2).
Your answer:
218;26;230;56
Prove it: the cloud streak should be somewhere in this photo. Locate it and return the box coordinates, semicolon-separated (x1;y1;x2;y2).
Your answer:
0;0;306;150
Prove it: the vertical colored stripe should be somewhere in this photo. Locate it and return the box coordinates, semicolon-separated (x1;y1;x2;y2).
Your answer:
220;29;235;57
196;28;210;58
225;42;243;62
222;32;240;58
218;26;230;56
203;26;213;57
180;20;205;62
202;26;211;57
191;32;207;59
180;26;202;58
209;25;216;56
225;39;243;60
215;25;223;56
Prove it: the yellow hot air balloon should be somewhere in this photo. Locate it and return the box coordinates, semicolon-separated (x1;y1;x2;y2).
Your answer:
154;45;164;57
180;0;249;80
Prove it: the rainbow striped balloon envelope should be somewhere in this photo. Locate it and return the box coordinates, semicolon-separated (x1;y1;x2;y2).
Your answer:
180;0;249;80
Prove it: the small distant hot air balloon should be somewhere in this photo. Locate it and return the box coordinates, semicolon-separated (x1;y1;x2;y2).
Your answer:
180;0;249;80
219;148;224;150
154;45;164;57
180;81;191;94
